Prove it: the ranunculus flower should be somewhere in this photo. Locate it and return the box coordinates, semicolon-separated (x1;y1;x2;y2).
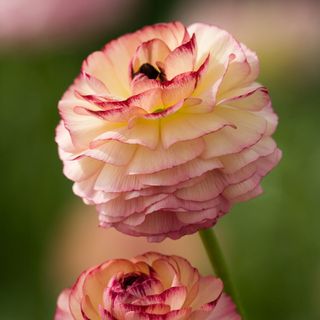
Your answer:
56;22;281;241
55;252;240;319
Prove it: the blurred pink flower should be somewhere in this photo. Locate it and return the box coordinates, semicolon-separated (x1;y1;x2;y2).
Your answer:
55;252;240;320
56;22;281;241
0;0;139;46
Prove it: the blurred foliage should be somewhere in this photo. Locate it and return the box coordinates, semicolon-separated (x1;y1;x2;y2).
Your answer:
0;0;319;319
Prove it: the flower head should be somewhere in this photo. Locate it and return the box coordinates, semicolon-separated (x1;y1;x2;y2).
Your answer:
55;252;240;319
56;22;281;241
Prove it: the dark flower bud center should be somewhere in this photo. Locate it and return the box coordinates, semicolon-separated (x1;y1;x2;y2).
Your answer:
138;63;160;79
121;272;148;289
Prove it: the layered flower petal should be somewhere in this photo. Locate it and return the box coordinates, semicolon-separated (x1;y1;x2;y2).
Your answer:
56;22;281;241
55;253;240;320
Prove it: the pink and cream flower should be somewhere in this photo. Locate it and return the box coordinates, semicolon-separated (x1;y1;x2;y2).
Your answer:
55;252;240;320
56;22;281;241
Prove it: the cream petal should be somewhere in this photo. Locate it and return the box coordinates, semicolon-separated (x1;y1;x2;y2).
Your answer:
208;294;241;320
175;207;223;225
217;59;252;96
143;100;184;120
134;252;167;265
255;104;279;135
62;157;102;182
222;172;262;201
81;294;100;319
91;118;160;149
121;212;147;226
160;110;234;148
230;185;263;204
98;194;167;220
72;173;118;205
175;171;226;202
54;289;73;320
256;148;282;176
188;23;252;108
59;105;110;150
187;23;243;68
128;88;163;113
128;138;204;174
240;42;259;83
144;195;226;215
97;22;187;99
202;108;267;158
127;277;163;299
168;255;200;291
140;158;223;187
69;268;95;320
82;50;130;98
191;276;223;309
74;104;146;124
120;303;170;315
95;163;143;193
116;212;184;238
90;88;162;114
83;260;136;315
134;22;187;51
124;185;177;200
117;212;215;242
56;121;78;156
138;286;188;310
131;74;160;95
202;128;257;159
219;86;270;112
220;137;277;174
191;53;227;107
161;72;197;107
85;140;137;166
74;72;110;97
151;258;180;289
214;107;267;137
126;308;191;320
164;34;196;80
131;38;171;74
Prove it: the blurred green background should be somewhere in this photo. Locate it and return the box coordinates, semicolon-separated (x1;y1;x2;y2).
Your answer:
0;0;319;319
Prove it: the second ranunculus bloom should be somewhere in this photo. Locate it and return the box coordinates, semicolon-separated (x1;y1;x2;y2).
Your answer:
56;22;281;241
55;252;240;320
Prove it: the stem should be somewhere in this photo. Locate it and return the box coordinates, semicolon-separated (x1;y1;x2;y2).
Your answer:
199;228;244;317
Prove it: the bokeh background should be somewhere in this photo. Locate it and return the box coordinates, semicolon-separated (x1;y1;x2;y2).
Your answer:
0;0;319;319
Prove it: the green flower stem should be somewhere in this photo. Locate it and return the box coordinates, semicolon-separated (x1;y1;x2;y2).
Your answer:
199;228;244;317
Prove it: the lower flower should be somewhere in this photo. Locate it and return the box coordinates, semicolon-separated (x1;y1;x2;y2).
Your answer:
55;252;240;319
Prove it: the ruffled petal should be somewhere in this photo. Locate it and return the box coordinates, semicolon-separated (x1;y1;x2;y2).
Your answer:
98;194;167;224
85;140;137;166
91;118;160;149
209;294;241;320
140;158;222;187
131;39;171;75
128;138;204;174
161;72;198;107
54;290;73;320
94;163;143;193
175;171;226;202
164;34;197;80
160;109;234;148
191;276;223;309
63;156;102;182
218;86;270;112
82;50;130;98
187;23;243;68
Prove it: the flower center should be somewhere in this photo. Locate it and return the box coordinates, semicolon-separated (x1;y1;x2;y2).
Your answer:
133;63;166;82
120;272;148;290
138;63;160;79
